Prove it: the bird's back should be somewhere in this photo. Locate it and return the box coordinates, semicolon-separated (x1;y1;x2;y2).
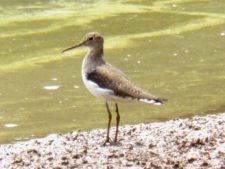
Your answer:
87;63;166;105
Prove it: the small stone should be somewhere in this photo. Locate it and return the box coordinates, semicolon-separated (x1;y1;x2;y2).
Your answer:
188;157;196;163
126;162;133;167
201;161;209;167
148;143;156;148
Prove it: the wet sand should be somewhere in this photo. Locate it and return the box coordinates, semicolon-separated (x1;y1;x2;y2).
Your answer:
0;113;224;169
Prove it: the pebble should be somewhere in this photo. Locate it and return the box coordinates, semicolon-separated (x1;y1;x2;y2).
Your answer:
0;113;224;168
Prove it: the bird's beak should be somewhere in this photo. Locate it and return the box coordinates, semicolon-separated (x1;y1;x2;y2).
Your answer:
62;41;84;53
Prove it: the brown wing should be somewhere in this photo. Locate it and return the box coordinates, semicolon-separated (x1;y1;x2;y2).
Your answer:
87;64;166;103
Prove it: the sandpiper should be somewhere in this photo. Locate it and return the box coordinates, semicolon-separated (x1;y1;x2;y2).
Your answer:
62;32;166;145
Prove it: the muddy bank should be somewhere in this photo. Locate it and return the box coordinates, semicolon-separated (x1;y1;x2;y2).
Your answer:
0;113;224;169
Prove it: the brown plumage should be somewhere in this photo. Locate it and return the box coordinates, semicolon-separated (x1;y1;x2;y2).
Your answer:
87;63;166;104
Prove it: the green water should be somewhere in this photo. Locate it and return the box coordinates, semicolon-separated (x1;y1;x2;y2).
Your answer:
0;0;224;143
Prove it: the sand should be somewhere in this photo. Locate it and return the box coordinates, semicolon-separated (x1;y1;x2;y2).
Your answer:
0;113;224;169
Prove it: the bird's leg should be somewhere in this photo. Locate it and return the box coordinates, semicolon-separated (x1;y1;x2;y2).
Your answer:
114;103;120;143
104;101;112;145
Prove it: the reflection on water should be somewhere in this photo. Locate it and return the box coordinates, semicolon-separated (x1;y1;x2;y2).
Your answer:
43;84;61;90
0;0;225;143
3;123;18;128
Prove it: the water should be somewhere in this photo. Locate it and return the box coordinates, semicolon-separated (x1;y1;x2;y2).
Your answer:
0;0;224;143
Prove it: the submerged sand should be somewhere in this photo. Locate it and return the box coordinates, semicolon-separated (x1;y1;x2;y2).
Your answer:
0;113;224;169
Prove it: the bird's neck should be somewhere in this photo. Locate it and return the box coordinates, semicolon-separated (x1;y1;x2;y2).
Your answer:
88;45;104;59
82;45;105;74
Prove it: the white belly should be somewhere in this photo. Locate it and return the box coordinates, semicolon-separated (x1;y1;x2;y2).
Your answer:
81;54;130;102
82;75;116;101
81;65;114;101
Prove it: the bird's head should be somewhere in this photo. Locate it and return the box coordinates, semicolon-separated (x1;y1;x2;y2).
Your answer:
62;32;104;53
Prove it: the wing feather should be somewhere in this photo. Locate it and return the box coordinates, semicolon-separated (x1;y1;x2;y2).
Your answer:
87;64;166;104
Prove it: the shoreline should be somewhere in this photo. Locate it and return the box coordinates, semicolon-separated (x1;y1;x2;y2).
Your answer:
0;113;224;168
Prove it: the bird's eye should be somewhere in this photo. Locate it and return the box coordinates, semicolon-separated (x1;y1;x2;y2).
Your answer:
89;37;94;41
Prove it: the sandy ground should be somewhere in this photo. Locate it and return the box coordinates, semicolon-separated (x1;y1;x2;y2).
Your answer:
0;113;224;169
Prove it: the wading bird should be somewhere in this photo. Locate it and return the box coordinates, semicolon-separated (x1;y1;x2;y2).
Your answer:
62;32;166;145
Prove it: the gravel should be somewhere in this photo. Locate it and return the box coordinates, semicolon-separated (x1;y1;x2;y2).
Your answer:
0;113;225;169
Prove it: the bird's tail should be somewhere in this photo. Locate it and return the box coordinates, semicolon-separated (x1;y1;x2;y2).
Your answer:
138;97;167;105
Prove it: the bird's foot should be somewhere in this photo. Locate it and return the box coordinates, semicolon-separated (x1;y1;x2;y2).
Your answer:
102;141;111;146
102;139;121;146
113;138;122;146
112;141;121;146
102;137;112;146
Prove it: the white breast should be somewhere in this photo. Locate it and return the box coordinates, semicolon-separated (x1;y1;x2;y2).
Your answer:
81;55;115;101
82;76;116;101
